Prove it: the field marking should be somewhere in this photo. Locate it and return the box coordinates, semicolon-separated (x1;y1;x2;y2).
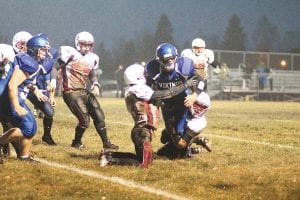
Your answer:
106;120;300;150
206;134;300;150
36;158;191;200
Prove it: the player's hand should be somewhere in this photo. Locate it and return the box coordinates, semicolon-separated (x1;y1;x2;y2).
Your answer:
49;97;56;107
34;88;48;102
15;105;28;116
90;82;101;96
186;77;198;88
184;93;197;108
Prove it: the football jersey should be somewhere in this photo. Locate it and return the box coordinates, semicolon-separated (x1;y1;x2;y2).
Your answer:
59;46;99;92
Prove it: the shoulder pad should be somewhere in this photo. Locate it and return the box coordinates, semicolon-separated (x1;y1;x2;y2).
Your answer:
83;53;99;69
204;49;214;63
49;47;59;60
180;49;193;57
0;44;15;62
176;57;194;76
59;46;82;63
15;53;39;74
145;60;160;79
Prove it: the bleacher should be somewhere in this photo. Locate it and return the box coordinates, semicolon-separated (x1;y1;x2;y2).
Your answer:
208;68;300;101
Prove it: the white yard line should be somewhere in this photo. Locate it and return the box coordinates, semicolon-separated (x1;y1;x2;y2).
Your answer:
106;120;300;150
206;134;300;150
35;158;191;200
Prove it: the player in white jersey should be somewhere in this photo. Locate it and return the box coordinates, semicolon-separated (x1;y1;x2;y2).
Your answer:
181;38;219;91
56;31;118;150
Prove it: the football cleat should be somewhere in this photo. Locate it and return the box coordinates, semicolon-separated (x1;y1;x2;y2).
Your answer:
71;140;85;149
18;155;40;163
194;137;212;152
42;135;57;146
190;147;203;154
103;140;119;150
99;149;112;167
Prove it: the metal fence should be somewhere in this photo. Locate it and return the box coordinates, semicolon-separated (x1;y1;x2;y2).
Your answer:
214;50;300;71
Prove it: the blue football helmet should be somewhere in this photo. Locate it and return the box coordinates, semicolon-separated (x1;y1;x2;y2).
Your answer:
156;43;178;72
27;34;50;57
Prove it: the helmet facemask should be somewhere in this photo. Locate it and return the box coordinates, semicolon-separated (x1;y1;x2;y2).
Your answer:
36;46;50;61
192;46;205;56
78;41;93;55
158;56;176;73
192;102;208;116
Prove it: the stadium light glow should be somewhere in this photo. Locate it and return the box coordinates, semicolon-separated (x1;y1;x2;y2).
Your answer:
280;60;287;68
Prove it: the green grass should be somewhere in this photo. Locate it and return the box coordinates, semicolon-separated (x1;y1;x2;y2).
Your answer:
1;98;300;200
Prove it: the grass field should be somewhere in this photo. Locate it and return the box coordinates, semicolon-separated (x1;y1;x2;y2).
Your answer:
1;97;300;200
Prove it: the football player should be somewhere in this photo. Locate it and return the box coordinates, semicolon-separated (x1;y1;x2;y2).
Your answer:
145;43;205;159
100;63;198;167
0;34;51;162
55;31;118;150
0;31;32;156
26;33;58;146
181;38;219;91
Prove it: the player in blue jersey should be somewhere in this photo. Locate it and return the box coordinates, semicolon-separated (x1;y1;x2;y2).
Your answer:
0;31;32;157
0;34;51;163
27;34;58;145
145;43;206;159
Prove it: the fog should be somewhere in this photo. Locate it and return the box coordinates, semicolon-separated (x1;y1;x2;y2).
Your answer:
0;0;299;51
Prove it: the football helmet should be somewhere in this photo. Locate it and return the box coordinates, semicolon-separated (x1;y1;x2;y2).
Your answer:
192;92;210;116
75;31;94;55
192;38;206;56
124;63;146;85
12;31;32;53
27;34;50;60
192;38;206;48
156;43;178;72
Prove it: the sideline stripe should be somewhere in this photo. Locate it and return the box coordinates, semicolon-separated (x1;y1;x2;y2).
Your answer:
36;158;191;200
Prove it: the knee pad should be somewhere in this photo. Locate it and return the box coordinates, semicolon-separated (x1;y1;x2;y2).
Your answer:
69;101;90;128
131;127;151;146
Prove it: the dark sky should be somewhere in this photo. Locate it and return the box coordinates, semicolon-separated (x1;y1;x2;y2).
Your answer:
1;0;299;50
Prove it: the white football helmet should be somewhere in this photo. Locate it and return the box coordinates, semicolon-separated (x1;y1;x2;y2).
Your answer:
75;31;94;54
192;38;206;48
12;31;32;53
192;92;211;116
124;63;146;85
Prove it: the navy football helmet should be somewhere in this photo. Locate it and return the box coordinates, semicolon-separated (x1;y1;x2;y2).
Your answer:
156;43;178;72
27;34;50;57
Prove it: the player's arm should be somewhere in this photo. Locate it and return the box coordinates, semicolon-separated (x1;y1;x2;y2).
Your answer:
184;76;205;107
151;77;198;100
89;69;101;95
8;66;29;116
